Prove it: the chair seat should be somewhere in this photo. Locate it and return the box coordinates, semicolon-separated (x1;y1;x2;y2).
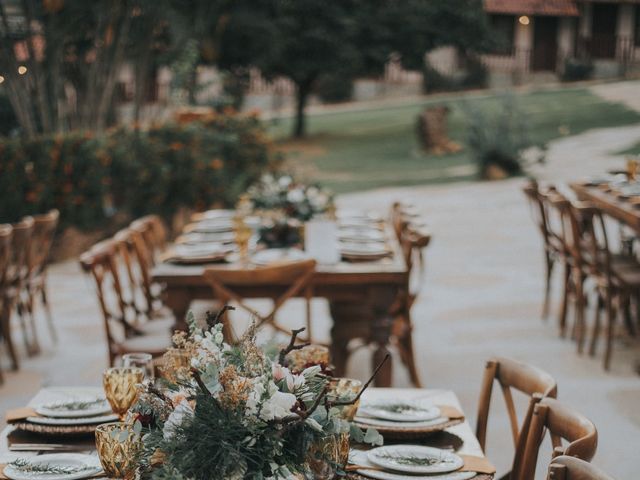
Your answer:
611;257;640;287
138;316;175;336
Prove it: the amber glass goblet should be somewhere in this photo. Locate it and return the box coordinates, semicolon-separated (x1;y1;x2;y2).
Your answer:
103;367;144;420
95;422;142;480
328;377;362;421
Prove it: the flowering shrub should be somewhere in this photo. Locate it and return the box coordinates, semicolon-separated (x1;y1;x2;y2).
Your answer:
0;112;277;228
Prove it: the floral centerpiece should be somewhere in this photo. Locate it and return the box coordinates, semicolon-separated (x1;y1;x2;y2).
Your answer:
129;311;382;479
243;174;334;248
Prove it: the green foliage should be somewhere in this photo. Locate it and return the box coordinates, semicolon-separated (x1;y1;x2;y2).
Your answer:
315;72;354;104
562;58;594;82
463;94;536;178
0;113;276;228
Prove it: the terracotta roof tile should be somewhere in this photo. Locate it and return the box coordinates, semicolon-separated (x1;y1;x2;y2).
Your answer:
484;0;579;16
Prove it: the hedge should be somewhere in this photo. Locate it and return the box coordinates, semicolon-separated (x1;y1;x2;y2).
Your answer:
0;112;278;229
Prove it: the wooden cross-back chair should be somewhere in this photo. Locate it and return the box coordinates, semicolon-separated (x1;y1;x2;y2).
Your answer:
548;456;614;480
6;217;37;357
547;193;590;347
0;224;13;382
80;240;171;366
571;202;640;369
128;220;166;316
520;397;598;480
24;209;59;347
523;181;564;320
476;356;558;480
203;259;316;342
130;215;167;266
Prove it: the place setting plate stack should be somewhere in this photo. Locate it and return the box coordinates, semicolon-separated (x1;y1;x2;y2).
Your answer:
353;398;465;440
337;210;392;262
348;399;495;480
5;394;118;437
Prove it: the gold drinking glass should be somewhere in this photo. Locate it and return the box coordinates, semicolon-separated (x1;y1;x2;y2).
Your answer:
103;367;144;420
286;344;330;373
233;216;252;264
95;422;142;480
307;432;351;479
328;378;362;421
627;157;639;181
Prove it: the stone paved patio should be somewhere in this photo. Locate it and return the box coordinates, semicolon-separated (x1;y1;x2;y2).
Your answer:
2;82;640;478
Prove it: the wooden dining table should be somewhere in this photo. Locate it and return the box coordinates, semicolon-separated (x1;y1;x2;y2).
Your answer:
152;226;408;388
0;387;494;480
571;182;640;234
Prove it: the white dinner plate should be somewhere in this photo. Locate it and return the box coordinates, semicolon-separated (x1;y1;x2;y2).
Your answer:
339;228;386;243
252;248;308;266
350;450;474;480
198;209;236;220
27;413;119;426
180;232;235;244
340;243;389;255
367;445;463;475
35;397;111;419
192;220;234;233
358;399;440;422
3;453;103;480
354;415;449;429
175;243;232;258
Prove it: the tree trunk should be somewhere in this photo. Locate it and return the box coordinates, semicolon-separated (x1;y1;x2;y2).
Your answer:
293;80;312;138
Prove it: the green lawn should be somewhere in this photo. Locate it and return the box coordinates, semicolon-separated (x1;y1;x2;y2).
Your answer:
617;141;640;156
267;87;640;193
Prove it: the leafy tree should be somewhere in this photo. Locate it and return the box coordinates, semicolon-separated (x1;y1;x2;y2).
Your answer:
217;0;493;138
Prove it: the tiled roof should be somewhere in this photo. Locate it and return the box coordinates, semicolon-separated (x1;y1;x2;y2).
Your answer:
484;0;579;16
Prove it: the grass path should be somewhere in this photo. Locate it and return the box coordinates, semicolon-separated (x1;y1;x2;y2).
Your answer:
268;86;640;193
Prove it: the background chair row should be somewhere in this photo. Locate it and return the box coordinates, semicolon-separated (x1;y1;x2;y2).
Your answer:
80;215;172;366
477;356;602;480
0;210;59;383
524;181;640;370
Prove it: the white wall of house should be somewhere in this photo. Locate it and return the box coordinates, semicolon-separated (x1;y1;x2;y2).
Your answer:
558;17;577;61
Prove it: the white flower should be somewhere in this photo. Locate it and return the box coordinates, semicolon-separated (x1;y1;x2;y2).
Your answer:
259;382;297;421
246;378;266;417
162;400;193;440
214;332;224;345
278;175;292;188
286;188;305;203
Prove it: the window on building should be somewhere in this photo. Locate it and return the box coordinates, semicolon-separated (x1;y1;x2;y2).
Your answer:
490;14;516;54
635;5;640;46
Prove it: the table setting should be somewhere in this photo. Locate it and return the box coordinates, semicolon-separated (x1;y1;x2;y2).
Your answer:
1;312;494;480
157;173;398;267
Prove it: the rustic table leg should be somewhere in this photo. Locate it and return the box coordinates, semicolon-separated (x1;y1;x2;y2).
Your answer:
370;286;398;387
163;287;192;330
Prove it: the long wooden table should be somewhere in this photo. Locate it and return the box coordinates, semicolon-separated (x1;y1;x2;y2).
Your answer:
0;387;493;480
152;234;408;387
571;182;640;234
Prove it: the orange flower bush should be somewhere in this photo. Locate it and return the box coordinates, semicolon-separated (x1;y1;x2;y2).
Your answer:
0;113;278;229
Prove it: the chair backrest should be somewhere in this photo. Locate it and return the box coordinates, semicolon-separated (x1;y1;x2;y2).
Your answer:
79;240;133;364
114;229;149;320
521;398;598;480
130;215;167;264
546;193;584;264
8;217;35;285
523;181;554;247
476;357;558;478
203;259;316;341
0;224;12;288
400;224;431;299
28;209;59;276
390;202;410;243
570;202;612;282
548;456;614;480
